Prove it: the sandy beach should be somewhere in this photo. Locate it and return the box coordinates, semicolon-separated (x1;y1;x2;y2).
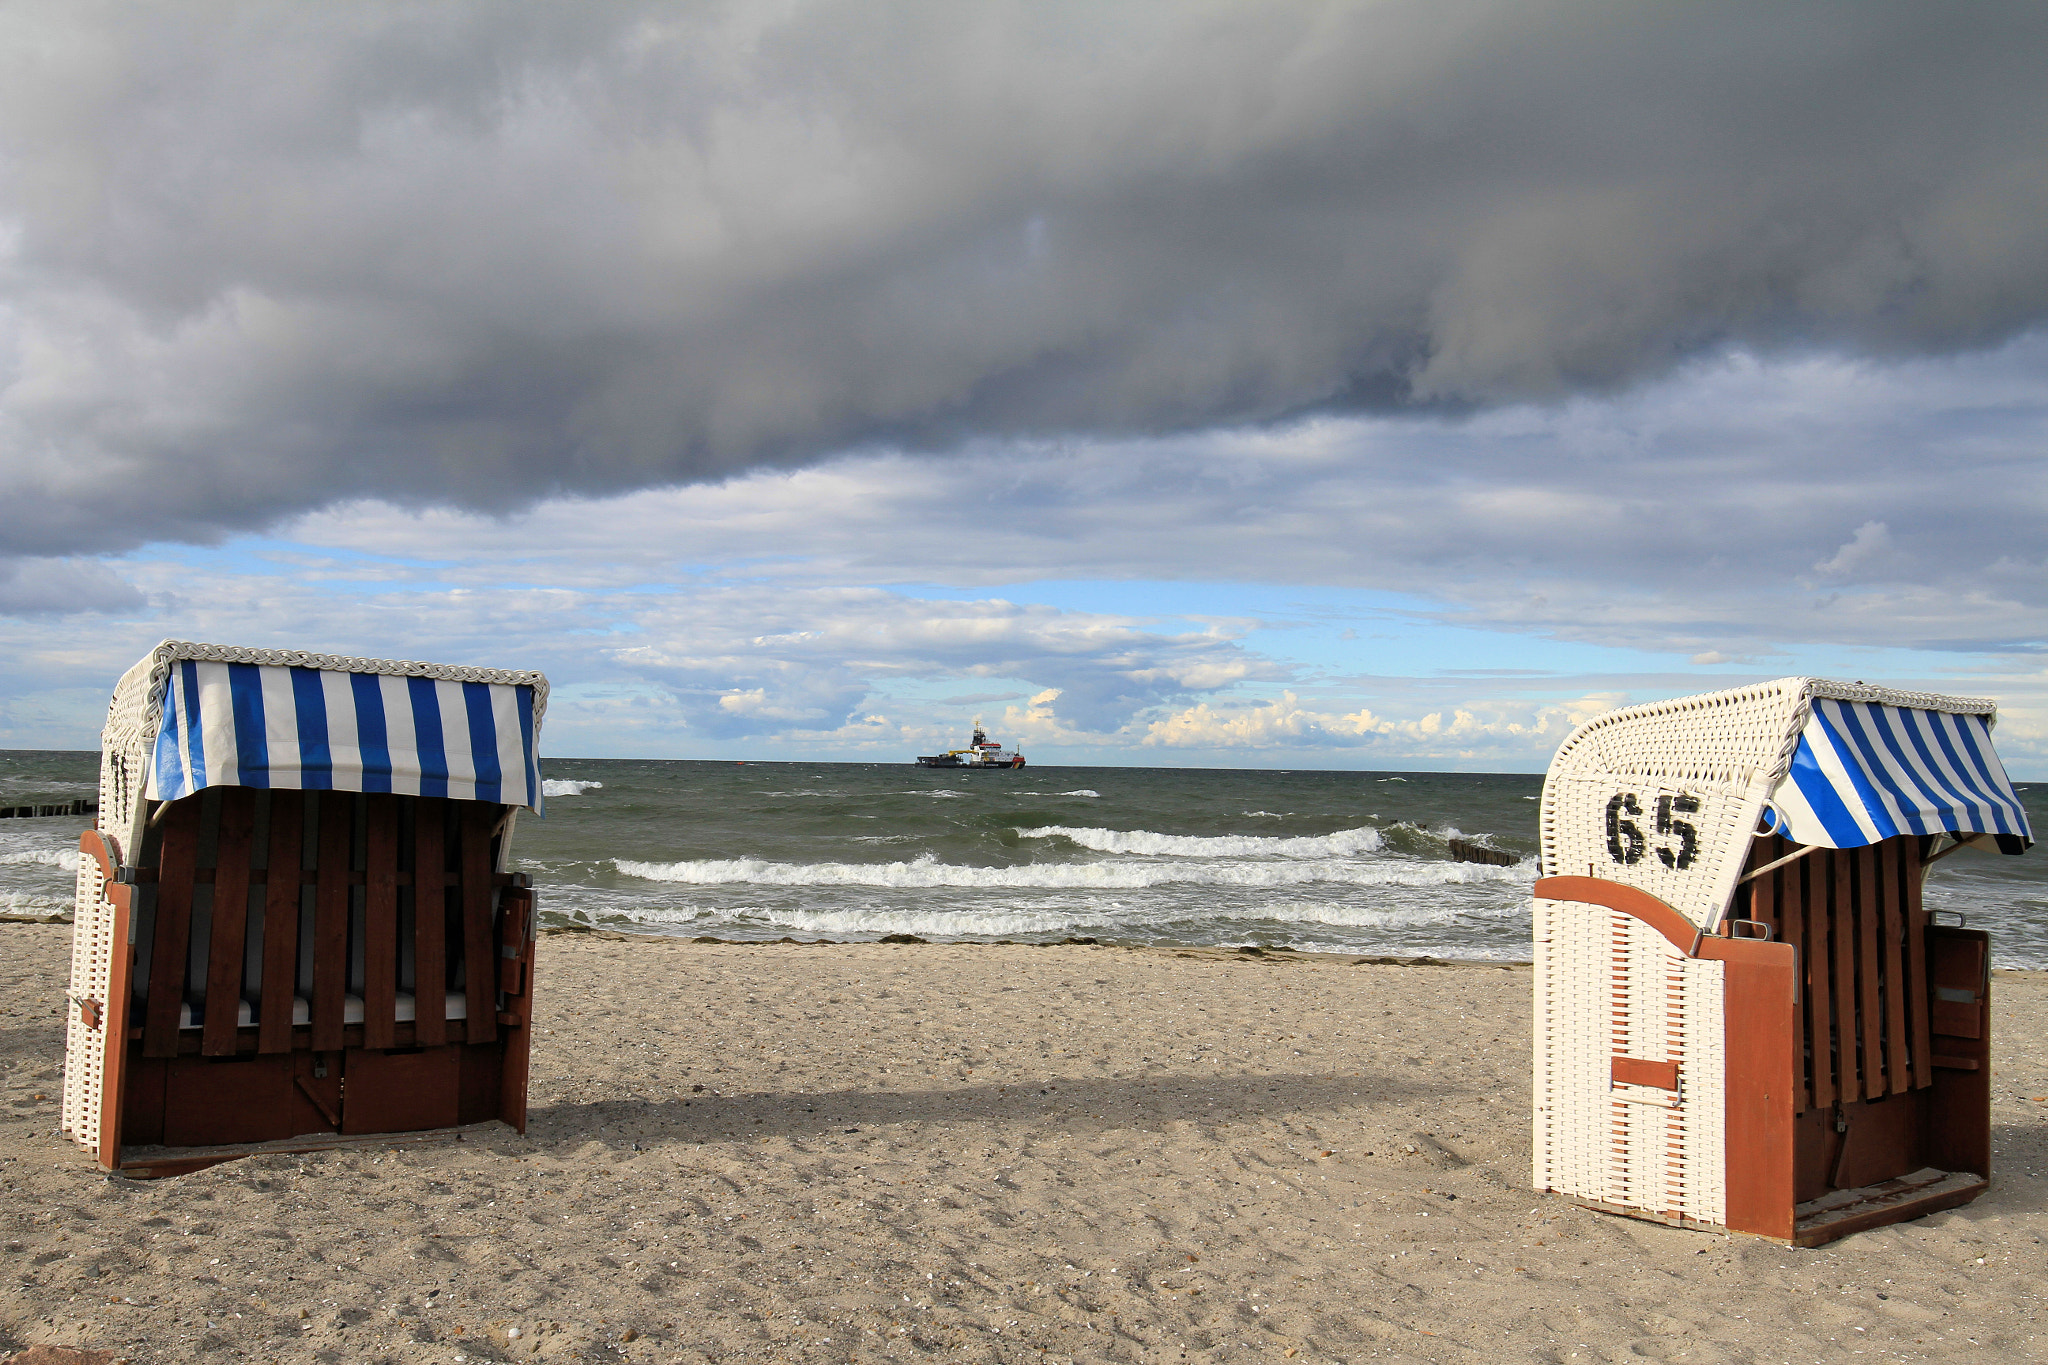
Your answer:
1;921;2044;1364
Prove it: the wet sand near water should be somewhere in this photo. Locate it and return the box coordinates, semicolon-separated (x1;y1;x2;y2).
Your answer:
1;923;2045;1363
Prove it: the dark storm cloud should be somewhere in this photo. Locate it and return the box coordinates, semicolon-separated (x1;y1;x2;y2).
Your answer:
5;0;2048;555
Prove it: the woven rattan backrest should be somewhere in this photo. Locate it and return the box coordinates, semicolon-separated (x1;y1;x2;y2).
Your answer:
1541;680;1806;930
1539;676;2003;931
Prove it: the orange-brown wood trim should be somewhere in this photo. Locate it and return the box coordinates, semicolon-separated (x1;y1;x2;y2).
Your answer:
96;880;136;1171
79;828;120;885
1612;1056;1680;1090
1704;935;1798;1239
1532;876;1700;953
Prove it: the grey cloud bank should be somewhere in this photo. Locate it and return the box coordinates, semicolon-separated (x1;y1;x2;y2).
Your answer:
6;0;2048;558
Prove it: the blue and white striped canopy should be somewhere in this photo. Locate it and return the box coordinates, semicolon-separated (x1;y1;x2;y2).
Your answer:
147;660;543;812
1766;697;2030;852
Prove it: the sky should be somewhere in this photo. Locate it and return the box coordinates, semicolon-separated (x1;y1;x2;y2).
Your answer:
3;1;2047;772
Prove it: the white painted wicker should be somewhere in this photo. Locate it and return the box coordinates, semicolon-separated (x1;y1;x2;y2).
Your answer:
1533;895;1725;1224
59;640;550;1157
1539;677;1996;933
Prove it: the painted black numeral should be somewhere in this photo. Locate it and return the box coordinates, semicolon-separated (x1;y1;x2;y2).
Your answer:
1656;794;1700;870
1605;793;1645;865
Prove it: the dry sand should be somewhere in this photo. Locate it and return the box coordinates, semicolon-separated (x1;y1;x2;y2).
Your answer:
1;921;2044;1364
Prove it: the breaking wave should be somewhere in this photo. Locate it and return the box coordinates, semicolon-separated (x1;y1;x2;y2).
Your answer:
613;851;1523;891
0;849;80;871
542;779;604;797
1013;825;1384;859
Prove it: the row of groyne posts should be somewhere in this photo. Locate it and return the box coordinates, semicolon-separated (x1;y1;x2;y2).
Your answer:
0;799;95;820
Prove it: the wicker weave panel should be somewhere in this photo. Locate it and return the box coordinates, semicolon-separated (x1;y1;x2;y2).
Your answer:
1541;676;2003;932
60;849;111;1151
1541;680;1805;931
1532;896;1725;1226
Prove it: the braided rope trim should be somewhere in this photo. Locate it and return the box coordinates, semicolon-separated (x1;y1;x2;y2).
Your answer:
103;639;551;759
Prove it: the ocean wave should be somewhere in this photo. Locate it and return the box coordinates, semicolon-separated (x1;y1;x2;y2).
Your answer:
729;906;1076;937
922;790;968;799
542;779;604;797
1059;790;1101;798
613;851;1525;891
0;849;80;871
1013;824;1385;859
0;891;69;912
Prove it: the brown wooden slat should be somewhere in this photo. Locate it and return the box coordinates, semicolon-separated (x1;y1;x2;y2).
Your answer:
1904;838;1932;1089
1804;850;1836;1110
1882;840;1912;1095
201;790;256;1056
257;791;305;1054
1856;845;1886;1096
413;802;447;1046
1772;859;1810;1114
311;794;353;1053
143;800;203;1058
1828;848;1861;1101
363;796;400;1049
459;803;498;1045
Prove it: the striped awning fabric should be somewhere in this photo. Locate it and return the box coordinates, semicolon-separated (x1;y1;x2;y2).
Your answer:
146;660;543;812
1766;697;2031;852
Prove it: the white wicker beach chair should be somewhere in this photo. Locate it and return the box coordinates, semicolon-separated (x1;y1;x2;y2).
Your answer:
59;642;548;1176
1533;678;2030;1245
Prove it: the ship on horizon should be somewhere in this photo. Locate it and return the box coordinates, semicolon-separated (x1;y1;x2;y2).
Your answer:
914;724;1025;769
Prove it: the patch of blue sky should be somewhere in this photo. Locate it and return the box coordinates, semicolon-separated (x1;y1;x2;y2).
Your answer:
892;578;1715;682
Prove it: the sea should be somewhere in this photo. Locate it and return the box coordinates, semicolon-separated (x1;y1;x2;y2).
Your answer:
5;751;2046;966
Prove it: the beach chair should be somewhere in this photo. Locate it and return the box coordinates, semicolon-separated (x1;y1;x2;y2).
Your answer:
58;642;548;1177
1532;678;2031;1246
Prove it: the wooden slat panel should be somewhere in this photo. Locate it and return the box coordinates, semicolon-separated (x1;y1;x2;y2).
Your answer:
143;800;203;1058
363;796;400;1049
311;794;353;1053
1882;841;1912;1095
1804;851;1835;1110
459;803;497;1045
257;791;304;1054
413;802;447;1047
1829;848;1861;1101
1772;859;1810;1115
1856;845;1886;1097
201;790;256;1055
1904;838;1932;1089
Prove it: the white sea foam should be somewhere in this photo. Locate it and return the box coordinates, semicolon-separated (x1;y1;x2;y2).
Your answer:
0;849;79;871
613;850;1524;891
751;906;1077;937
922;790;968;799
542;779;604;797
0;891;69;914
1059;790;1101;798
1243;810;1286;818
1013;824;1385;859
